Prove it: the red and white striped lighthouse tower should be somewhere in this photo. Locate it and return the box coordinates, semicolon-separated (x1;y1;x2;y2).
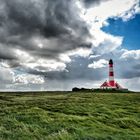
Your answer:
100;59;125;89
109;59;115;87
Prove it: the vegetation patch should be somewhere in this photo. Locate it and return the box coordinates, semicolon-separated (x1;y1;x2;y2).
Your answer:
0;92;139;140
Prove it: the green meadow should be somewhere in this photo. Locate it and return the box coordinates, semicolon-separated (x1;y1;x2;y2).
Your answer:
0;92;139;140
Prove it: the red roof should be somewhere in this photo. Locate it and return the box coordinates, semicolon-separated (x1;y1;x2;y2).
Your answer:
100;81;110;87
100;81;123;89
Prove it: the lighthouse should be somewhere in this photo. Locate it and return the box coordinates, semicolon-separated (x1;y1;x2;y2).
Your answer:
109;59;115;87
100;59;124;89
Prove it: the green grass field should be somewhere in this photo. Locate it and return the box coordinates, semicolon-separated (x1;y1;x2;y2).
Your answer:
0;92;140;140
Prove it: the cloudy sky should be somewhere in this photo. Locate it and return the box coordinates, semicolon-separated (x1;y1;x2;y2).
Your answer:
0;0;140;91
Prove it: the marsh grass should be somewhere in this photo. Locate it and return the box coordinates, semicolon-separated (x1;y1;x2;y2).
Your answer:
0;92;139;140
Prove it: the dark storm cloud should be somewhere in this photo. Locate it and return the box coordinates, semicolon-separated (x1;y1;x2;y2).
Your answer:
0;44;17;60
81;0;109;8
0;0;91;66
118;60;140;79
122;71;140;79
133;64;140;69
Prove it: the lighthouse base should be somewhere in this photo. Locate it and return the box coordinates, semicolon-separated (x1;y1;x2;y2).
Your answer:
100;81;124;90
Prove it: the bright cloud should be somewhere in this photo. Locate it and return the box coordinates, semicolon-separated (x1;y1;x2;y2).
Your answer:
0;65;14;84
88;59;108;69
68;48;92;58
24;59;67;72
13;74;44;84
121;50;140;60
80;0;140;26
